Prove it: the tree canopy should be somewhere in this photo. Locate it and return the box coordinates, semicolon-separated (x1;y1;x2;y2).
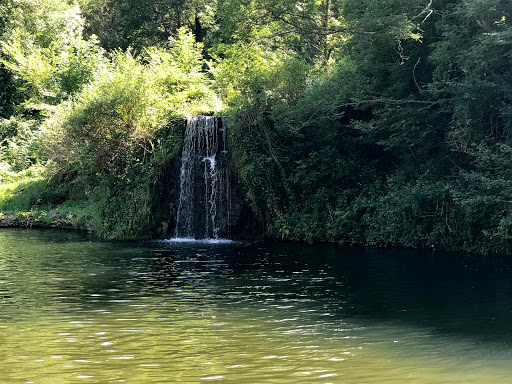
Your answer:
1;0;512;252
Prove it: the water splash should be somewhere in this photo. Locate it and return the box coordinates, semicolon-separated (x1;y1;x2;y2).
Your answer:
163;238;234;244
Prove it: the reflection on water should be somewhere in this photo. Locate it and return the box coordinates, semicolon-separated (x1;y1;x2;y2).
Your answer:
1;229;512;383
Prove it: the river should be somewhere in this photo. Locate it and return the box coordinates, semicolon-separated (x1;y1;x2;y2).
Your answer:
1;229;512;383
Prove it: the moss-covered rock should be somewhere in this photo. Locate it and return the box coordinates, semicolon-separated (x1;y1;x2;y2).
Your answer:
0;209;93;231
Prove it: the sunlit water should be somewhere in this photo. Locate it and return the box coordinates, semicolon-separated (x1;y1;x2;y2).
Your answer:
2;229;512;383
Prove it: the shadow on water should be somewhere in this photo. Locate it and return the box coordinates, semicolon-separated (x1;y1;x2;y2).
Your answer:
148;238;512;344
4;229;512;383
2;229;512;344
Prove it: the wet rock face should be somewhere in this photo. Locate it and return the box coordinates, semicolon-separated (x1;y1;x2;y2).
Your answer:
173;116;249;239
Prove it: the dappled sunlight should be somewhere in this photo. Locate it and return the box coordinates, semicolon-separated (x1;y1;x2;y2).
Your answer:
0;165;47;212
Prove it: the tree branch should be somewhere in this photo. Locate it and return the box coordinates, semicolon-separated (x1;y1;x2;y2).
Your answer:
413;57;422;92
412;0;433;21
338;98;441;107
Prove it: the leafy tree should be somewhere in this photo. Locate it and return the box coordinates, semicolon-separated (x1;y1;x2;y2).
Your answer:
44;29;218;175
2;0;512;251
78;0;217;50
0;0;106;111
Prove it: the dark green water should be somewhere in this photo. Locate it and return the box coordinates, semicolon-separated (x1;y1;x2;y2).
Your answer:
1;229;512;383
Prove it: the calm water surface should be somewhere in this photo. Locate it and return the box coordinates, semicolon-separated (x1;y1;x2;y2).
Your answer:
1;229;512;383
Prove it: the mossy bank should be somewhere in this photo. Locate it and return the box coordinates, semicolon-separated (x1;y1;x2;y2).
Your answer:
0;209;92;231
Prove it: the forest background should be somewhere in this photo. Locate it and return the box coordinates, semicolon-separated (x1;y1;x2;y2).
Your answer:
1;0;512;254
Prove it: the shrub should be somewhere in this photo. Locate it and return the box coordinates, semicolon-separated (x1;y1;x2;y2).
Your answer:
0;117;43;171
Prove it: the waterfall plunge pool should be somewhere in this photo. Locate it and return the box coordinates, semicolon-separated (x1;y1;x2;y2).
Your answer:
163;237;235;244
1;228;512;383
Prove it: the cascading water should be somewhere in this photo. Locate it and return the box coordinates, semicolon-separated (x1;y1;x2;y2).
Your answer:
174;116;230;239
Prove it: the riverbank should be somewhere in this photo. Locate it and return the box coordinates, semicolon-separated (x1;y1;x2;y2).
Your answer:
0;166;94;230
0;165;171;238
1;163;510;254
0;208;93;231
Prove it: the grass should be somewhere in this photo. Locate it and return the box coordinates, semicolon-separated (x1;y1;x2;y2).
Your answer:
0;163;49;213
0;163;96;230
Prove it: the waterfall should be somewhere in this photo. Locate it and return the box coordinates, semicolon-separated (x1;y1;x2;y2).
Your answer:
174;116;230;239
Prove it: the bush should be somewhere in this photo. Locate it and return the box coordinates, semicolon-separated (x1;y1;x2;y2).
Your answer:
44;30;219;176
0;116;43;171
0;164;47;212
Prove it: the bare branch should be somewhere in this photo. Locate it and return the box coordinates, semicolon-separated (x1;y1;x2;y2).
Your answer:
412;0;433;21
413;57;422;92
338;98;441;107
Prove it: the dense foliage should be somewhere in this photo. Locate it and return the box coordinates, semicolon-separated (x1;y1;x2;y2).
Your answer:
1;0;512;253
